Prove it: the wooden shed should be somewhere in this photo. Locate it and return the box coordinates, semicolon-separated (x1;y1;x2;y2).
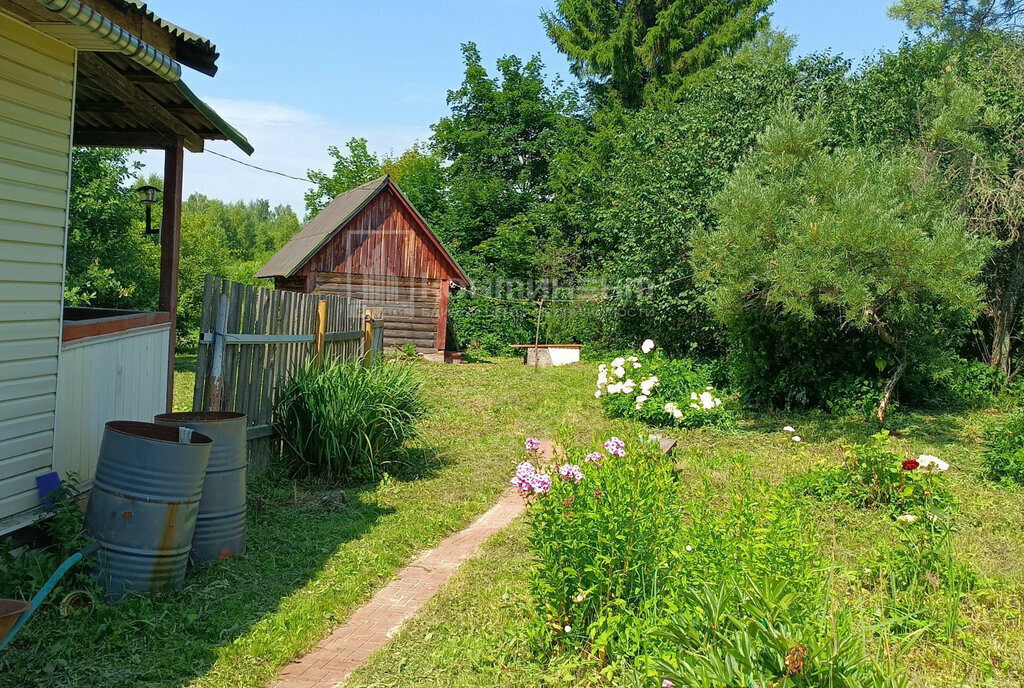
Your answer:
256;176;470;354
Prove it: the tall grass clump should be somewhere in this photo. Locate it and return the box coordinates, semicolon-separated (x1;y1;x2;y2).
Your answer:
275;359;424;482
983;409;1024;486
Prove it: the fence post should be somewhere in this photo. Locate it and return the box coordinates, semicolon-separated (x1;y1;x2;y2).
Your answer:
208;292;230;411
314;299;327;367
363;308;373;365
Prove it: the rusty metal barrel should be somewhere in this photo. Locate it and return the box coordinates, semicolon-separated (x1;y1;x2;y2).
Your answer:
154;412;247;565
85;421;211;600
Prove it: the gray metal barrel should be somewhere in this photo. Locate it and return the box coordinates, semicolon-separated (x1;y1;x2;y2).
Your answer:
154;412;247;565
85;421;212;600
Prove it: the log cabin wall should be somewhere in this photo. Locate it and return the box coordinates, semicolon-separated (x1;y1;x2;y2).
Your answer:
315;273;441;352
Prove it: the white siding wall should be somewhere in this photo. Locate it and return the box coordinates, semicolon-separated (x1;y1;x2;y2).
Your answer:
54;325;169;482
0;13;74;523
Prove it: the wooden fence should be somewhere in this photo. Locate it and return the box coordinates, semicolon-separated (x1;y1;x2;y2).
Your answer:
192;275;383;466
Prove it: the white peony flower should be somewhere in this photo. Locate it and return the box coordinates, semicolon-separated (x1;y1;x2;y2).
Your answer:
917;455;948;474
664;402;679;414
611;357;625;368
690;403;700;409
690;392;699;401
706;385;714;391
598;363;607;371
896;514;918;524
641;339;655;354
792;436;801;442
627;356;638;362
622;379;636;394
635;394;648;410
614;366;626;378
633;362;642;369
673;409;683;419
640;376;659;395
685;545;693;553
594;390;601;398
714;398;722;407
699;392;715;410
564;625;572;633
783;426;795;433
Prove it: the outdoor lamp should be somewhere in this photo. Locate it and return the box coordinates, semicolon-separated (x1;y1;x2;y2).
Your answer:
135;184;161;234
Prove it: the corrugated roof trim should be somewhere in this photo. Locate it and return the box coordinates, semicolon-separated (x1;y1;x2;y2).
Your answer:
116;0;218;75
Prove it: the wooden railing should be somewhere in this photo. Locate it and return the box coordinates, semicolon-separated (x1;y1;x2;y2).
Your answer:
192;275;383;466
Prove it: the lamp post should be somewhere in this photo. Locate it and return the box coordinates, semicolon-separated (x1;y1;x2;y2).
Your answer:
135;184;161;235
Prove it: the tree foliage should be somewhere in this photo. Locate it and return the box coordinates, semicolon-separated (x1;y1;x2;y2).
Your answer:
889;0;1024;34
542;0;773;106
695;112;989;418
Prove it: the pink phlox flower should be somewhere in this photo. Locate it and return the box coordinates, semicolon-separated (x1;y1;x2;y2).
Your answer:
559;463;584;484
604;436;626;457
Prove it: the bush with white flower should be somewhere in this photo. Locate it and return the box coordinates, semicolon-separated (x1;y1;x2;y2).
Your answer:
594;341;731;429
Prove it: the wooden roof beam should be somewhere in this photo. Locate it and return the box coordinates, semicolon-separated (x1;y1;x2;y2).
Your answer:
77;52;205;152
72;127;199;150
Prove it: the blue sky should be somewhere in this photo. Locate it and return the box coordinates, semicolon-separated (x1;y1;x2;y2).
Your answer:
139;0;908;214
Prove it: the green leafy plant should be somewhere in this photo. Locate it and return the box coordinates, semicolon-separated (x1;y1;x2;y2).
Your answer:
275;359;424;483
516;436;682;659
0;474;92;602
649;578;907;688
982;410;1024;485
791;432;953;512
595;349;733;430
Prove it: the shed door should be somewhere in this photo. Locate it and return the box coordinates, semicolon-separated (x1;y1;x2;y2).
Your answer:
0;15;74;526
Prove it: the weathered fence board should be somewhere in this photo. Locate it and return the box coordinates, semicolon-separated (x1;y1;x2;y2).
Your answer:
192;275;383;469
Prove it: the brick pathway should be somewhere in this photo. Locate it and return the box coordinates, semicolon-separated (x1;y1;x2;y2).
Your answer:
267;468;540;688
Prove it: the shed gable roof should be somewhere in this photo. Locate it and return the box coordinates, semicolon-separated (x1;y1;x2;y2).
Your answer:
255;176;470;286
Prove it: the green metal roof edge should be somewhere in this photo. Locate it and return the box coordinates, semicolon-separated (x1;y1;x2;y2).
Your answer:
173;80;253;156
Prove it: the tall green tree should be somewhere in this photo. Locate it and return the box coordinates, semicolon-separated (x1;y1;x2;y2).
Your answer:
542;0;773;107
695;112;988;420
920;36;1024;375
304;137;383;216
65;148;158;310
431;43;578;277
889;0;1024;34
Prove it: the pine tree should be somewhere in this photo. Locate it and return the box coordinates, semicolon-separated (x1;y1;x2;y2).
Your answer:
542;0;772;107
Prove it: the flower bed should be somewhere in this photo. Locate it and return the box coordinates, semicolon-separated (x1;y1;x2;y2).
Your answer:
594;340;731;429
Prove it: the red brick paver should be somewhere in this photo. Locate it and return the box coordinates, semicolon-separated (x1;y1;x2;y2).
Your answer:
268;488;529;688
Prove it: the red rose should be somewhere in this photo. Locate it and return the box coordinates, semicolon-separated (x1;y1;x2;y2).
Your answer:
902;459;919;471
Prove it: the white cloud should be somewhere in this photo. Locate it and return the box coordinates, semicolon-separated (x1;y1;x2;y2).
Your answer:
135;99;431;217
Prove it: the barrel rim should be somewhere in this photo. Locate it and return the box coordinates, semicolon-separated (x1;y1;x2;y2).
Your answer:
105;421;213;445
154;412;246;424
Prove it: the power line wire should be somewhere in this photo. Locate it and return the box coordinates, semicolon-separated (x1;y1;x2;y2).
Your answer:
205;149;314;184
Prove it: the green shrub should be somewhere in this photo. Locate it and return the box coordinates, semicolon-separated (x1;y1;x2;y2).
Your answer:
595;349;733;430
275;359;424;483
983;410;1024;485
788;431;953;511
907;355;1002;410
648;578;907;688
516;439;818;662
518;436;681;658
825;375;891;419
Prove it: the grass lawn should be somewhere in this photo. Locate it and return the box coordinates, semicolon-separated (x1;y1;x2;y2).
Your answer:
4;358;1022;687
345;369;1024;687
0;357;623;687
